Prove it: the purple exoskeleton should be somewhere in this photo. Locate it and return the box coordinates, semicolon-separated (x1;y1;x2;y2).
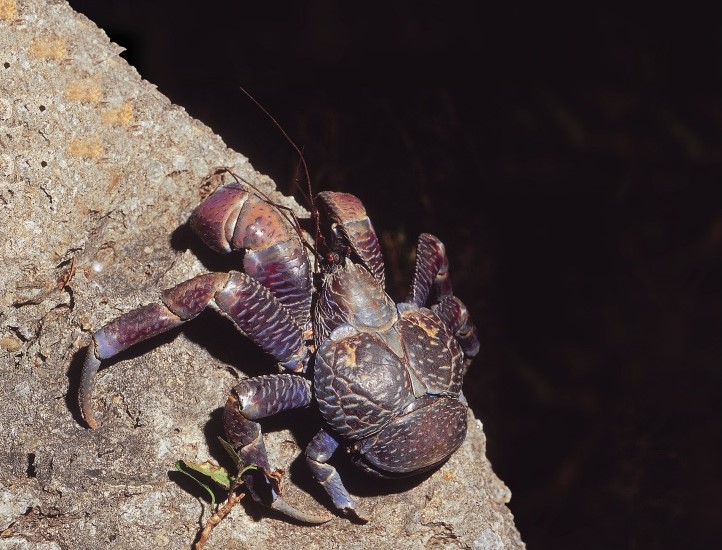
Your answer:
79;176;479;523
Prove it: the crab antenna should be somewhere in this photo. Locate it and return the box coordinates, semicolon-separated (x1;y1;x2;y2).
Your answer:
238;88;313;207
239;87;321;271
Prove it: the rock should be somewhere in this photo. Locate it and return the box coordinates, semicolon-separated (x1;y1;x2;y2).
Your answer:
0;1;524;548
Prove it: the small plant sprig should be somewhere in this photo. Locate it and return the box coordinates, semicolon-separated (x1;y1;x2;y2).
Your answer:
175;438;259;550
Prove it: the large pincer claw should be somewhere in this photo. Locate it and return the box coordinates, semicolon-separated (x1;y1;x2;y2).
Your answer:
316;191;385;286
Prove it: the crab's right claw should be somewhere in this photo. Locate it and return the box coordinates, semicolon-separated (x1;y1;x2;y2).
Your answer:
316;191;385;286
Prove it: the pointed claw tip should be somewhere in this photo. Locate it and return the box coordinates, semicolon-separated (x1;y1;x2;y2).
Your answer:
79;395;100;429
269;497;334;524
80;406;100;429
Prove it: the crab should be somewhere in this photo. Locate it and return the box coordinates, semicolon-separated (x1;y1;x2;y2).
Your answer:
79;174;480;522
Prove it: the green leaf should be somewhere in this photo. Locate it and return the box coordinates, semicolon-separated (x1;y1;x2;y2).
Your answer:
174;460;234;507
181;459;233;490
174;442;261;507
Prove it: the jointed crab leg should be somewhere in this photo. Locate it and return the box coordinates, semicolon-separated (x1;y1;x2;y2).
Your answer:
224;375;312;472
431;296;480;361
79;271;307;429
306;429;366;522
224;375;333;524
407;233;453;307
406;232;479;364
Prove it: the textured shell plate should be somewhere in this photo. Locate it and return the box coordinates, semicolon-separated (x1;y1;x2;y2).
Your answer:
314;304;465;441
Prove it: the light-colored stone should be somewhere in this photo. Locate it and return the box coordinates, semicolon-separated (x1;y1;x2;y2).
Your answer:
0;2;524;548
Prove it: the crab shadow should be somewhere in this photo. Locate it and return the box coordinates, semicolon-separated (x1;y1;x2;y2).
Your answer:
65;218;302;429
65;298;271;430
169;222;246;275
65;221;248;427
174;402;436;524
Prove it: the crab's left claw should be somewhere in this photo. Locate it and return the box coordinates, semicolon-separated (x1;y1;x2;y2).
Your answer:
269;493;334;524
240;467;333;524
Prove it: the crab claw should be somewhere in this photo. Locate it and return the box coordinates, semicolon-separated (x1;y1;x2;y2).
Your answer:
269;496;334;524
242;469;333;524
79;339;101;429
316;191;385;286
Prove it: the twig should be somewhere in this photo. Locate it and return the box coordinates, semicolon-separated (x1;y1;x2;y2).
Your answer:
192;489;246;550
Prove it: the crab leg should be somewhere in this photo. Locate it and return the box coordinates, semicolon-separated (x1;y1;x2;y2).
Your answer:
79;271;306;429
407;233;479;362
223;376;333;524
431;296;480;365
407;233;453;307
306;429;367;522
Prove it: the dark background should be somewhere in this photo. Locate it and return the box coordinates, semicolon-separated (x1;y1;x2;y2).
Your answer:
67;2;721;548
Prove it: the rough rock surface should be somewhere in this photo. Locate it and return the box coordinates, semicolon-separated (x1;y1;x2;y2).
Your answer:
0;1;525;548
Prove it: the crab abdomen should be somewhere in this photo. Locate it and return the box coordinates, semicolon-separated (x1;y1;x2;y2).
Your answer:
315;326;414;440
351;395;467;476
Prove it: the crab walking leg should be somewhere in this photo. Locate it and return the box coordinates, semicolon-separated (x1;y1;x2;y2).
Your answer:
316;191;385;286
306;429;367;522
407;233;453;307
431;296;480;362
223;375;332;524
79;271;306;429
224;375;312;471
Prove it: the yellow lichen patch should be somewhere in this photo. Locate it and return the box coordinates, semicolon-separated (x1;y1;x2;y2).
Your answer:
68;137;103;158
0;0;16;21
442;470;457;481
65;77;102;102
101;102;133;125
0;336;21;352
30;34;67;60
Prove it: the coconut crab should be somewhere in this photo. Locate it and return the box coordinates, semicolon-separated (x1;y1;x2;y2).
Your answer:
79;173;479;522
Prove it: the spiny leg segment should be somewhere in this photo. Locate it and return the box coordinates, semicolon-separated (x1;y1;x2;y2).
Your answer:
407;233;479;359
79;271;306;429
305;428;367;522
